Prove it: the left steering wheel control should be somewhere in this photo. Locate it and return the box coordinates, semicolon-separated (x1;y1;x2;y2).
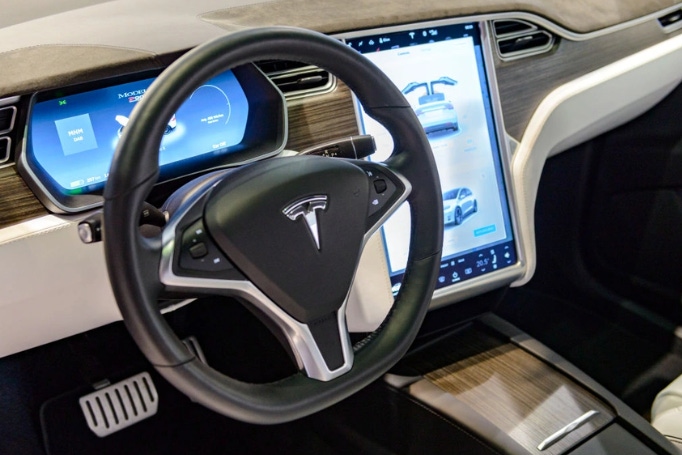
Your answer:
78;202;167;244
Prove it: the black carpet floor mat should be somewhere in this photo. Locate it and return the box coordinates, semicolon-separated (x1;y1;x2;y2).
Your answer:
40;367;354;454
40;369;262;455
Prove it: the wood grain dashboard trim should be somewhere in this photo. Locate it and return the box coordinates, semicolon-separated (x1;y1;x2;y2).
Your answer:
0;166;48;228
285;82;359;152
497;20;682;139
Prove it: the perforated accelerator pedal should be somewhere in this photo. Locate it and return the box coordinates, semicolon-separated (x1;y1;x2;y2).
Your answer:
79;372;159;437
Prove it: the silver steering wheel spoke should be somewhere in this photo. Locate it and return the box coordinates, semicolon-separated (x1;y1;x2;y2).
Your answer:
157;175;354;381
165;271;354;381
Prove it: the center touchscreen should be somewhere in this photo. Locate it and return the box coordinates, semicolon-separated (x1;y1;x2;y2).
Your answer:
347;21;518;291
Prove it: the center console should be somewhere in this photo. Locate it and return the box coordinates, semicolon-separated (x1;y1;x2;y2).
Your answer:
381;314;674;454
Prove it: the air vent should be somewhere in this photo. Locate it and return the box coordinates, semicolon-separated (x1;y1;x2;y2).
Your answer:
493;19;537;37
0;97;20;166
0;137;10;164
492;19;556;61
256;60;336;100
0;105;16;135
498;32;553;55
658;9;682;32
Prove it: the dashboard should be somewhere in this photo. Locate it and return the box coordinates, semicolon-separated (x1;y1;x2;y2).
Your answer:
1;0;682;358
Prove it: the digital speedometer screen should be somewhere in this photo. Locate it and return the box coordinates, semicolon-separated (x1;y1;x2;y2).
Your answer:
28;70;249;193
348;22;518;291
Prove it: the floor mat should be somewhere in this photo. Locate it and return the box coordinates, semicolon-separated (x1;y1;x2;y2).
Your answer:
41;370;237;455
39;368;325;455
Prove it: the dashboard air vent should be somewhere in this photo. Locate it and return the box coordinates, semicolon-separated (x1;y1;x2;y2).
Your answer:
658;9;682;31
0;105;17;135
493;19;536;37
0;97;20;166
492;19;556;61
256;60;336;100
0;137;10;164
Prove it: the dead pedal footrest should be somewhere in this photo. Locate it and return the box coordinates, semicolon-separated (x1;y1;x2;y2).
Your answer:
79;372;158;437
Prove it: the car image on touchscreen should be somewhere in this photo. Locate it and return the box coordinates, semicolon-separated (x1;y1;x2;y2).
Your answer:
443;187;477;225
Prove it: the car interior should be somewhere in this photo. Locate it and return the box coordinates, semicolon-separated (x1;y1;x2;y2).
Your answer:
2;1;682;454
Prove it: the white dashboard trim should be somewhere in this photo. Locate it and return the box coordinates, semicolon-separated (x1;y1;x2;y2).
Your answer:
0;215;121;358
511;32;682;285
0;214;394;358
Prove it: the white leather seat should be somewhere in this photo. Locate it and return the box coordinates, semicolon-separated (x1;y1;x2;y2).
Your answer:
651;375;682;451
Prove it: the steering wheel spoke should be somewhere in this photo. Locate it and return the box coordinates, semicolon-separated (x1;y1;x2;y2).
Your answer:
161;258;354;381
154;158;357;381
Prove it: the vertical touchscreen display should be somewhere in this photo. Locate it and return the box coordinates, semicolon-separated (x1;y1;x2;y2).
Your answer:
348;22;518;291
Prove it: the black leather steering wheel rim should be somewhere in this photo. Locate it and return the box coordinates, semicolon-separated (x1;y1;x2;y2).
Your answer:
103;26;443;424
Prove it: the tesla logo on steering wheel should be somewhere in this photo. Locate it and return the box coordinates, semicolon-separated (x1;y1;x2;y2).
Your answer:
282;195;328;251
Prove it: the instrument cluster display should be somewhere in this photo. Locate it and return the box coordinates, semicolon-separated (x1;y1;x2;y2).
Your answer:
21;64;286;212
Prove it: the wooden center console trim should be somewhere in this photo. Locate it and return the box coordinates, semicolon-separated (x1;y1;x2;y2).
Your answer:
410;329;614;454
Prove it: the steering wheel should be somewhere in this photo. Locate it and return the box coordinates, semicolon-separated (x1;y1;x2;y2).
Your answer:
103;27;443;424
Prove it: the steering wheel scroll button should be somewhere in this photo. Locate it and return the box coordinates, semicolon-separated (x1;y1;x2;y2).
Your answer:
189;242;208;259
367;171;397;216
78;214;103;244
373;179;388;194
179;219;233;273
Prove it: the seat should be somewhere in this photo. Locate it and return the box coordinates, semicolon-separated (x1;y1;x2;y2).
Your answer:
651;375;682;451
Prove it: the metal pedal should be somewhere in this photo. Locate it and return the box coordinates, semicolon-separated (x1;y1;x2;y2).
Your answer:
79;372;158;437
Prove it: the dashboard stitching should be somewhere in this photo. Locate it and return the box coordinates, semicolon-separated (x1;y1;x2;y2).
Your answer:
0;221;71;246
0;43;160;59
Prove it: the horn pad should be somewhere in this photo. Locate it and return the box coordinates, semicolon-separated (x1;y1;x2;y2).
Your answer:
204;156;371;323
